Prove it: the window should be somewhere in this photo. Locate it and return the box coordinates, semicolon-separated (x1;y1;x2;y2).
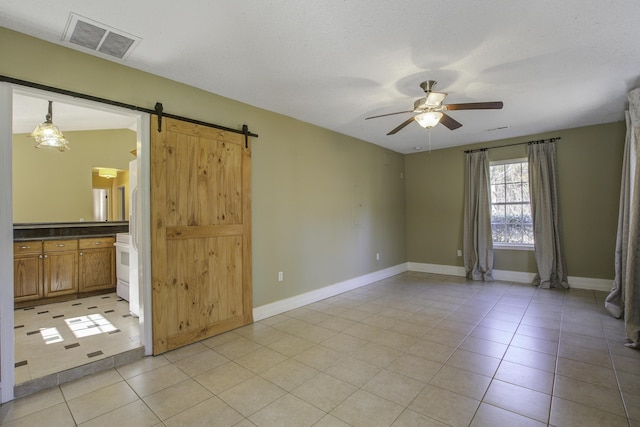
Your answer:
490;159;533;247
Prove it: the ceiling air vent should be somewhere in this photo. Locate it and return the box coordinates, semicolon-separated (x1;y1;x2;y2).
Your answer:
62;13;140;60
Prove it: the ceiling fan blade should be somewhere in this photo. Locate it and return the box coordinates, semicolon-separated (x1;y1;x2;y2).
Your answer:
444;101;504;111
439;113;463;130
365;110;413;120
387;116;416;135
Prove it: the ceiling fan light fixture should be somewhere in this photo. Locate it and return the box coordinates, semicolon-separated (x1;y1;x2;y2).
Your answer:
413;92;447;110
415;111;443;128
365;80;503;135
426;91;447;107
29;101;70;152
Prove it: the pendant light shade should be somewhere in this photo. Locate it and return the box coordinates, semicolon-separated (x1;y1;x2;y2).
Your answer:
29;101;70;152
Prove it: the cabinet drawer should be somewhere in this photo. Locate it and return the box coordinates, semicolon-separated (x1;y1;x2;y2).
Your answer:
79;237;115;249
44;239;78;252
13;241;42;255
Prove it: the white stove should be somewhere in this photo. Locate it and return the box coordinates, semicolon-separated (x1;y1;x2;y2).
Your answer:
115;232;139;316
114;233;131;301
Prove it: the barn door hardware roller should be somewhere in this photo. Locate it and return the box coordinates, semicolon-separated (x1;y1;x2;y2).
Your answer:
155;102;164;132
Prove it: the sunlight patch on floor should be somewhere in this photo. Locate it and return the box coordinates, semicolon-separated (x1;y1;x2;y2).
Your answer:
65;314;117;338
39;327;63;344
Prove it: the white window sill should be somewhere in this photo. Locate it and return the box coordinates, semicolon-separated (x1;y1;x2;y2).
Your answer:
493;244;534;251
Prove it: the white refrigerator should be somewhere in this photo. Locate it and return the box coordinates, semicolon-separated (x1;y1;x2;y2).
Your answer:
129;159;140;316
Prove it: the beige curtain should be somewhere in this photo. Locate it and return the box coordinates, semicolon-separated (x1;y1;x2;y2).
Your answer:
605;88;640;348
463;150;494;281
605;111;633;319
528;140;569;289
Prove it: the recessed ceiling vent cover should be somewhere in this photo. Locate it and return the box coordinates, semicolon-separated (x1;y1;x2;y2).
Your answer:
62;13;140;60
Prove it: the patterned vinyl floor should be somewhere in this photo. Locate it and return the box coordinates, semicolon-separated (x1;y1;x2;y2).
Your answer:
14;293;141;384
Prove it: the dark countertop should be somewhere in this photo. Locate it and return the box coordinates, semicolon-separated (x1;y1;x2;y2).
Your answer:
14;221;129;241
15;234;120;242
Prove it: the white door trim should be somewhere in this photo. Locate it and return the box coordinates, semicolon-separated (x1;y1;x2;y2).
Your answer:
0;84;152;402
0;82;15;403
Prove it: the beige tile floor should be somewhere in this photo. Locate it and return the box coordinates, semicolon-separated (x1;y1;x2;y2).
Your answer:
2;271;640;426
14;293;142;384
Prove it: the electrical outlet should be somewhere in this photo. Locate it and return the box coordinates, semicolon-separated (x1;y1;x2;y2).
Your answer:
278;271;284;282
457;250;462;257
376;253;380;261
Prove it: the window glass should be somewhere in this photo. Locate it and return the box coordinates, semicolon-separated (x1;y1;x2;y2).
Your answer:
490;160;533;246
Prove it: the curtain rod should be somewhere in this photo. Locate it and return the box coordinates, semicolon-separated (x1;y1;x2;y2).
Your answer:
464;137;561;154
0;74;258;138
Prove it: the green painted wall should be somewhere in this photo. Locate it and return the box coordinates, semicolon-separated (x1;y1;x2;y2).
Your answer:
0;27;406;307
13;129;136;223
405;122;625;280
1;25;625;303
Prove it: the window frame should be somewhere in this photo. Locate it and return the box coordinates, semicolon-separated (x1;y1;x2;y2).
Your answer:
489;158;534;251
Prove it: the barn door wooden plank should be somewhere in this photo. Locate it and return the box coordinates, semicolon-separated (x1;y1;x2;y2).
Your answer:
150;115;252;355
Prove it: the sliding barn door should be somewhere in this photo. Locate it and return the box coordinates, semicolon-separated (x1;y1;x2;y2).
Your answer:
150;116;252;354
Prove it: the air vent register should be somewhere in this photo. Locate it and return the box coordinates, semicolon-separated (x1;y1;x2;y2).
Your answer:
62;13;140;60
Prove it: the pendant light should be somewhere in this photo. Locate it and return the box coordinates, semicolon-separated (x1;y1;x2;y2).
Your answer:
29;101;70;152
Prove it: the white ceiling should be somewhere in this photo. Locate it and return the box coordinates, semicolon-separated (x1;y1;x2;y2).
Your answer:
12;93;138;134
2;1;640;153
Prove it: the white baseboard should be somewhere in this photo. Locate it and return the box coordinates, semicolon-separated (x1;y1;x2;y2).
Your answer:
493;269;536;283
407;262;612;292
253;263;408;321
566;276;612;292
407;262;536;284
407;262;465;276
253;262;614;322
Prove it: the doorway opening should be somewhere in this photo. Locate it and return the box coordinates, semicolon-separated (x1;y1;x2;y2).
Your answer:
0;84;152;402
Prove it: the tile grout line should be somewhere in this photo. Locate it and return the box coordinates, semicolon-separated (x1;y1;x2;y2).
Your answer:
406;278;541;425
553;290;633;427
5;274;634;426
336;278;530;426
344;278;487;425
468;281;545;426
425;283;509;425
15;295;141;385
603;312;633;427
547;287;566;427
596;288;634;427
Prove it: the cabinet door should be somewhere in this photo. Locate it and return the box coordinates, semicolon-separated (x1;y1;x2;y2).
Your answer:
43;250;78;297
13;242;43;302
43;240;79;298
79;247;116;292
14;253;43;302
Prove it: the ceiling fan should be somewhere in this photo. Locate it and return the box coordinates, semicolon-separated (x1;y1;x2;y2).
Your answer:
366;80;503;135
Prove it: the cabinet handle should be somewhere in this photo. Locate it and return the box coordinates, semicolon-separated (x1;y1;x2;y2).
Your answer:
94;242;102;245
19;245;30;249
56;243;66;247
80;252;83;256
39;255;43;259
44;255;48;259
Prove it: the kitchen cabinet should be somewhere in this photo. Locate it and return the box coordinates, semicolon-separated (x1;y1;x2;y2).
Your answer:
79;237;116;293
13;236;116;305
43;240;78;298
13;241;43;302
